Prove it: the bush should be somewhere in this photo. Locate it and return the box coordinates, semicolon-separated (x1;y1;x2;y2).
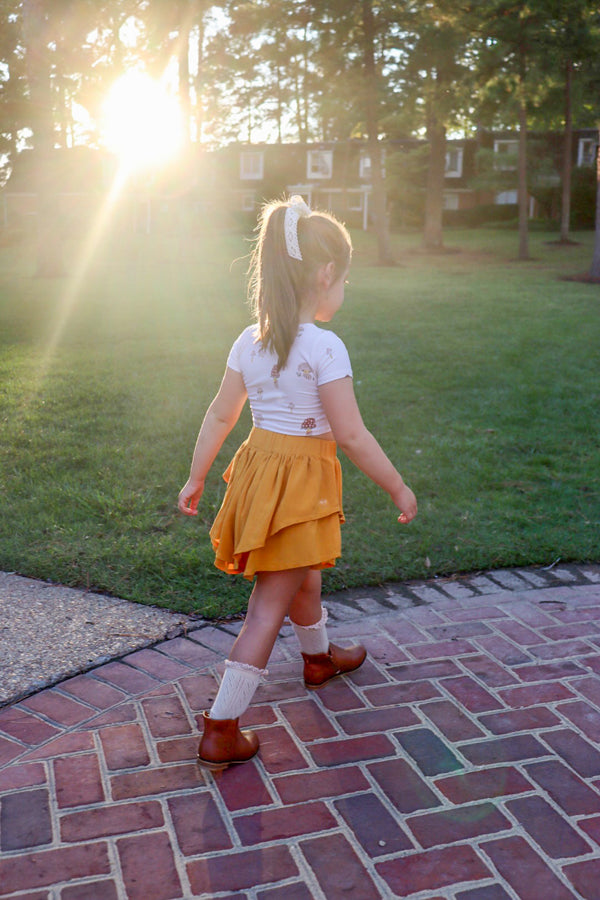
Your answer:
570;165;596;229
443;203;518;228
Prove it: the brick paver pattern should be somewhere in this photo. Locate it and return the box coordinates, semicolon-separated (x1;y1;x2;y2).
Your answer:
1;564;599;899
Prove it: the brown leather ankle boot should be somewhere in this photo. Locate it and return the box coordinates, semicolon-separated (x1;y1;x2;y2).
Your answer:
197;711;259;771
302;642;367;689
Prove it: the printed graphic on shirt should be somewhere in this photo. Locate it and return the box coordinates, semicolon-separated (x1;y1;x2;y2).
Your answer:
226;323;352;436
297;362;315;381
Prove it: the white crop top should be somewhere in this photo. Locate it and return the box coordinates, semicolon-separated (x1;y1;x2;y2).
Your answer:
227;323;353;436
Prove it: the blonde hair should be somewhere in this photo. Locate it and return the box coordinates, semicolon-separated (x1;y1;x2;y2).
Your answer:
248;198;352;368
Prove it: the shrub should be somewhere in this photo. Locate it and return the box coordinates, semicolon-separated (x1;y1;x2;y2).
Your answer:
570;165;596;229
443;203;518;228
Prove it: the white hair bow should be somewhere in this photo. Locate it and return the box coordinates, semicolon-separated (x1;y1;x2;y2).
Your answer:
284;195;311;260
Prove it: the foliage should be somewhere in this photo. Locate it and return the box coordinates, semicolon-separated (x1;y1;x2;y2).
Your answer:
0;2;598;153
0;227;599;616
385;145;428;229
2;2;600;277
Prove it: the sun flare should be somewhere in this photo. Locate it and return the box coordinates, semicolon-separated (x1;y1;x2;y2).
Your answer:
102;70;184;171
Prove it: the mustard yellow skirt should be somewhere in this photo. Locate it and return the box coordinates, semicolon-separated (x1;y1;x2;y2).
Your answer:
210;427;344;580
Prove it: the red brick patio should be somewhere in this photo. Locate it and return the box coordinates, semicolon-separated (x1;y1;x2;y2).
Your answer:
1;565;599;899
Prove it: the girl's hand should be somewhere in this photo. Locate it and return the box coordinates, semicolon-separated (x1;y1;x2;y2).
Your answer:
178;479;205;516
393;483;417;524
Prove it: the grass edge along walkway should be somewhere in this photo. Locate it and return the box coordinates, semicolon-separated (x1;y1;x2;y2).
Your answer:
0;227;598;616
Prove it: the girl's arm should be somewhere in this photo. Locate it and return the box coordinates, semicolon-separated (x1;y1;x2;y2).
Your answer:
319;376;417;523
178;367;247;516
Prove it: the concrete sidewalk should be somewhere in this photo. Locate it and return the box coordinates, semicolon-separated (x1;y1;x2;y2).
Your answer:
0;572;194;707
0;563;599;899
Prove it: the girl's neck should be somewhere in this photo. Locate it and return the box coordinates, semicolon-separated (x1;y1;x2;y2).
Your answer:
298;290;319;324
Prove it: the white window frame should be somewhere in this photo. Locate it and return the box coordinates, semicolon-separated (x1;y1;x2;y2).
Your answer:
307;149;333;180
359;154;371;179
493;139;519;170
347;190;364;211
496;189;518;205
241;191;255;211
443;192;460;211
445;147;463;178
577;137;597;167
359;150;385;180
240;151;264;180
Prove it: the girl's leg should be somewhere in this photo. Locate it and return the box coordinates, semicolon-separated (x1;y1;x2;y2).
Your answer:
289;570;329;655
208;567;310;720
289;569;367;689
229;567;311;669
289;569;323;625
199;567;310;769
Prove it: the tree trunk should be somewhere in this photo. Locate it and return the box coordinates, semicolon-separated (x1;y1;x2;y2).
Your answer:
275;62;283;144
195;13;208;143
589;130;600;279
194;1;212;143
517;87;529;261
178;22;192;144
560;59;573;243
362;0;394;265
423;113;446;250
22;0;65;277
294;71;306;142
302;21;310;141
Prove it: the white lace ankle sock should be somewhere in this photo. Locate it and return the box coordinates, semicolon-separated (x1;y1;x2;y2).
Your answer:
291;607;329;656
209;660;267;720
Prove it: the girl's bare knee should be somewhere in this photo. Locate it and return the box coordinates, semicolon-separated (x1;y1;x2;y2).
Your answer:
290;569;322;624
299;569;321;595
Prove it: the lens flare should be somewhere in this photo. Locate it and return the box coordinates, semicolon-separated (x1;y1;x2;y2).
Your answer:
102;70;184;171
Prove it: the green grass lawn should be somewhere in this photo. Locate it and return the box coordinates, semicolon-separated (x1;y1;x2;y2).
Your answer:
0;223;598;616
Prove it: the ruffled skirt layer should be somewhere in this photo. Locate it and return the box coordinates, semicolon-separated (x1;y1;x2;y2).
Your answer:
210;428;344;580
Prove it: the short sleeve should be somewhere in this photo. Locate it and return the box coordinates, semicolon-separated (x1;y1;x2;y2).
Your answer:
316;332;353;386
226;326;254;373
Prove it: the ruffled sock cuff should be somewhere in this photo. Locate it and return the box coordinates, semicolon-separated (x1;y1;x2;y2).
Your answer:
290;606;329;655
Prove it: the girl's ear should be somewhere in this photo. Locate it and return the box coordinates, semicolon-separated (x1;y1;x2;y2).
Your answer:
318;261;336;289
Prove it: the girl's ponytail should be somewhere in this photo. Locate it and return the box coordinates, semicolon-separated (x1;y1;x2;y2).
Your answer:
248;197;352;369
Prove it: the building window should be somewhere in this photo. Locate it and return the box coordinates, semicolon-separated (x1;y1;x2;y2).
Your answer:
348;190;364;211
578;137;597;167
445;147;463;178
241;192;255;211
240;151;264;180
493;139;518;170
496;190;518;205
359;151;385;180
359;155;371;179
307;149;333;180
443;192;460;211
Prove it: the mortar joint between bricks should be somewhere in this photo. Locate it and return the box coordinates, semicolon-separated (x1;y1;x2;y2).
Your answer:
107;832;129;900
288;842;333;900
162;800;203;897
92;726;117;813
499;779;599;862
134;696;170;770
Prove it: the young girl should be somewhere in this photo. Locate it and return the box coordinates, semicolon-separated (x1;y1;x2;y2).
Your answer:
178;196;417;770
